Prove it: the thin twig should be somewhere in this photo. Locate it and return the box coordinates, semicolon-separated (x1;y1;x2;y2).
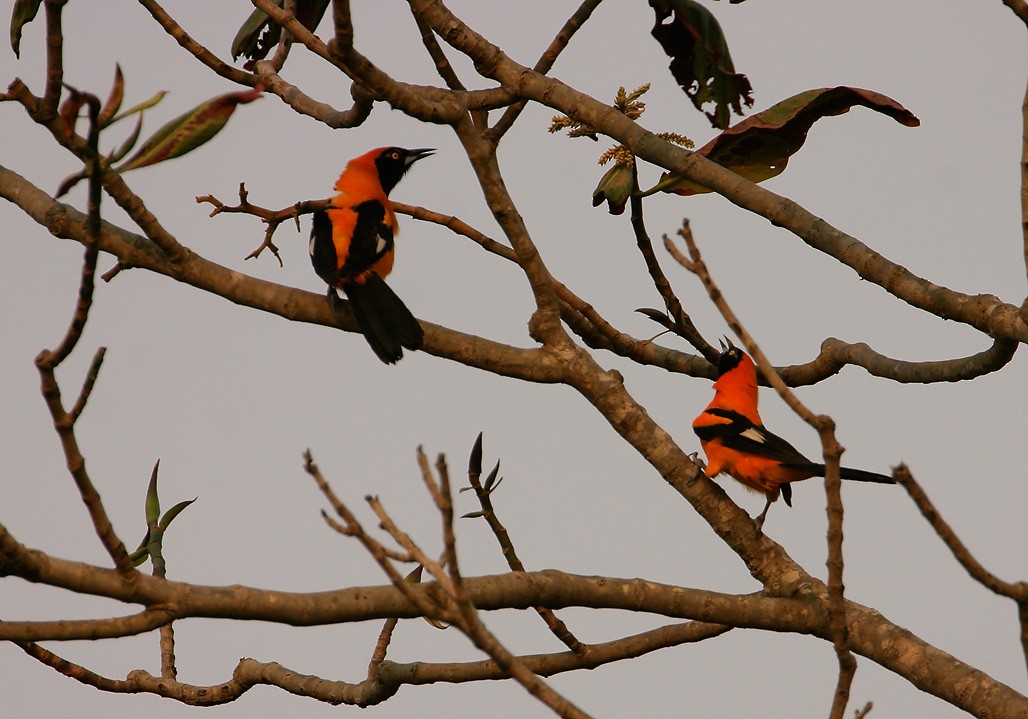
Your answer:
465;434;589;656
894;461;1028;671
629;186;716;362
136;0;258;87
487;0;604;141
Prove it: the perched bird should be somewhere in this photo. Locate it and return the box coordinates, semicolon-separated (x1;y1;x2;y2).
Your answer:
692;339;894;526
309;146;433;363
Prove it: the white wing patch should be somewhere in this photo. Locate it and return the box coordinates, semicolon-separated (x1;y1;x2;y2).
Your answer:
740;427;768;444
375;232;388;255
308;236;317;257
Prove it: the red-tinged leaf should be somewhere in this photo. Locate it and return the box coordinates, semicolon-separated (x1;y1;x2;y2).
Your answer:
116;88;263;172
650;0;753;129
58;86;88;138
54;169;87;199
232;0;330;65
10;0;42;58
645;86;920;196
98;64;125;128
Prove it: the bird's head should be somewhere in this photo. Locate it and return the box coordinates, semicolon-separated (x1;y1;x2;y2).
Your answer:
716;337;747;378
371;147;434;195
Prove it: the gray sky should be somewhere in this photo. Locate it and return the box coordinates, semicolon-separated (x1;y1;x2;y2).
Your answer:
2;2;1026;717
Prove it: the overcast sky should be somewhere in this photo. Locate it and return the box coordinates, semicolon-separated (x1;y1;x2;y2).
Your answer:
2;2;1026;717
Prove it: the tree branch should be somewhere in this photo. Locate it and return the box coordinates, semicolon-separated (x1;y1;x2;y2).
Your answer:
0;163;565;381
411;0;1028;345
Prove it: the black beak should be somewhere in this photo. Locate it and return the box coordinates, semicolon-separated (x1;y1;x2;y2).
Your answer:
404;148;435;166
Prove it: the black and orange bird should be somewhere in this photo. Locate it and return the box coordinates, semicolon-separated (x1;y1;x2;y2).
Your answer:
309;146;433;364
692;339;894;526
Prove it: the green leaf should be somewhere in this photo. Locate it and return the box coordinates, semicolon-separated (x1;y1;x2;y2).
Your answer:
644;86;920;196
116;88;262;172
231;6;276;62
160;498;196;529
109;113;144;164
145;459;161;526
129;534;151;567
10;0;42;58
650;0;753;129
483;461;501;492
107;89;167;126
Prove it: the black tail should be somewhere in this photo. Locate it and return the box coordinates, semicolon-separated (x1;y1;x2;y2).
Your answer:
344;274;424;364
805;464;895;484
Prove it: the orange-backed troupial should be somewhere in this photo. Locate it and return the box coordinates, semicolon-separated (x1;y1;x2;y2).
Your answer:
309;147;433;363
692;339;894;526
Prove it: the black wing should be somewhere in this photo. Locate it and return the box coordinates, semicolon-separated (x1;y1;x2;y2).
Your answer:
695;408;814;466
309;201;394;286
309;209;338;286
338;199;393;280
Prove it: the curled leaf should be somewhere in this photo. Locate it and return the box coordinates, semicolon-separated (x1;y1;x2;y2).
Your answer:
592;161;636;215
645;86;920;196
58;86;90;139
650;0;753;129
116;88;263;172
10;0;42;58
232;0;330;65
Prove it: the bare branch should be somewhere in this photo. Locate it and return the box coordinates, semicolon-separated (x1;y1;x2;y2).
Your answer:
67;346;106;422
893;465;1028;600
487;0;605;141
40;0;66;120
465;434;588;656
1000;0;1028;26
136;0;259;87
252;0;467;124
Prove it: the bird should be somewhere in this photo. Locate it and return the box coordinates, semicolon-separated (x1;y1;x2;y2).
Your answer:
309;146;433;364
692;339;894;526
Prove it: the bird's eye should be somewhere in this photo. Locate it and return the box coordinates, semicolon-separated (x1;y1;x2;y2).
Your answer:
390;151;400;160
